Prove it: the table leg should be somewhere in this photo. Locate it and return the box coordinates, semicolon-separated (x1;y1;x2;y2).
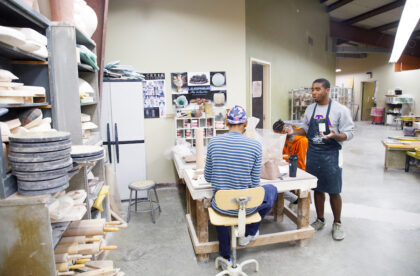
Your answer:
196;199;209;262
297;190;310;247
405;154;410;172
274;192;284;222
186;186;193;214
384;148;389;170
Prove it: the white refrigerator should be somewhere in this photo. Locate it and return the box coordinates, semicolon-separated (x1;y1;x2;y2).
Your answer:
101;81;146;200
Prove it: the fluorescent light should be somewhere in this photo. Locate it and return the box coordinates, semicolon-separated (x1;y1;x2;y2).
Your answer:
335;69;342;72
389;0;420;63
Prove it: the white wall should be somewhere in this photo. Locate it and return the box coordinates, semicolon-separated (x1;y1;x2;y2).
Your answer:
336;53;420;120
246;0;336;122
105;0;246;183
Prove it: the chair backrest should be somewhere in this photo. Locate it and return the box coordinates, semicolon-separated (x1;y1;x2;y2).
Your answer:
214;187;264;211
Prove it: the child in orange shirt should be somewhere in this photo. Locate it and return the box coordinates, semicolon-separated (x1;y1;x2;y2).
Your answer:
273;119;309;210
273;119;308;170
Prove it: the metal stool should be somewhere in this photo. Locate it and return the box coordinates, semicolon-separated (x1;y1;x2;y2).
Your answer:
127;180;161;223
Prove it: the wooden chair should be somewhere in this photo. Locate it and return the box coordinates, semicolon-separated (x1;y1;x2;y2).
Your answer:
209;187;265;276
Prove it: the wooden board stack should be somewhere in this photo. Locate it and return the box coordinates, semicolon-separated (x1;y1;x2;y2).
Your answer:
55;219;126;275
9;131;73;195
0;69;46;104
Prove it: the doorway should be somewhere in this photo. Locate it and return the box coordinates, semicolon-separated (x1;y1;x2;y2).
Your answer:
250;58;271;129
361;81;376;121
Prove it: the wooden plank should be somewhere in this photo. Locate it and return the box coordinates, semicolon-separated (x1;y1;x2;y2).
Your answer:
10;60;48;65
297;193;310;229
196;199;209;262
284;206;298;224
274;192;284;222
188;224;315;255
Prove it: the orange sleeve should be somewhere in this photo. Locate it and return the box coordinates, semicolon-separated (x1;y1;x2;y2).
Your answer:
293;136;308;170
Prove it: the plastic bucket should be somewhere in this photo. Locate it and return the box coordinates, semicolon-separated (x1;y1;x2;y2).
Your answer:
372;115;383;123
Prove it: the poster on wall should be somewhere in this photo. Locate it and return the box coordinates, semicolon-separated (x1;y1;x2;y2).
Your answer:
252;81;262;98
171;72;188;94
187;72;210;86
172;71;227;112
210;71;226;91
143;73;166;119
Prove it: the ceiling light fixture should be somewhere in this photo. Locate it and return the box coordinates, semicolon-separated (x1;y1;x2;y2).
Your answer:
335;69;342;72
389;0;420;63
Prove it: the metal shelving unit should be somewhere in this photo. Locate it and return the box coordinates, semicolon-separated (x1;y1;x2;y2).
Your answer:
0;41;47;61
0;2;108;274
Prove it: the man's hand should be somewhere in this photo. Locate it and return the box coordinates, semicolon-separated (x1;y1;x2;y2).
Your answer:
320;129;336;139
283;125;294;136
320;129;347;141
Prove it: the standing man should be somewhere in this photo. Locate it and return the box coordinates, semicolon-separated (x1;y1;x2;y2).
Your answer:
205;105;277;262
285;78;354;240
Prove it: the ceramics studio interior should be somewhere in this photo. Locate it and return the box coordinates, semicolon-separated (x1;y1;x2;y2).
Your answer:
0;0;420;275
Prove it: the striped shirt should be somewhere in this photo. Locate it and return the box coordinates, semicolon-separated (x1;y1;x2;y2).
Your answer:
204;132;262;216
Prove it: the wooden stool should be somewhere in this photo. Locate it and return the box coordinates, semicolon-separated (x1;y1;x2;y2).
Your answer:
405;151;420;172
127;180;161;223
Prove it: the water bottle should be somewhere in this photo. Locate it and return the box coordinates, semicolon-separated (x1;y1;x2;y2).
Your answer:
289;154;298;177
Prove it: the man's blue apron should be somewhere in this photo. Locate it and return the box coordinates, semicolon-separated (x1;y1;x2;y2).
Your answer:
305;100;342;194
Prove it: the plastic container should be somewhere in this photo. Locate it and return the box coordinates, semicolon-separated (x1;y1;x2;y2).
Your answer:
372;116;383;123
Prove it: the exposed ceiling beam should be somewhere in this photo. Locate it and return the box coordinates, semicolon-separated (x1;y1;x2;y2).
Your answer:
330;20;420;57
371;21;399;32
412;30;420;37
344;0;405;25
327;0;354;12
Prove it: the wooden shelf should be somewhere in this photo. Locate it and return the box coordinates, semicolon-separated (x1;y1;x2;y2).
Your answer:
0;41;47;61
0;102;50;108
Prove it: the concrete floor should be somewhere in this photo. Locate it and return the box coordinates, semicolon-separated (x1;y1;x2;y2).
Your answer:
108;122;420;276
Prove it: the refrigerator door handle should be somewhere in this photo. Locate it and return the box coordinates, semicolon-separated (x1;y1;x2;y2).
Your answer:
106;123;112;163
115;123;120;163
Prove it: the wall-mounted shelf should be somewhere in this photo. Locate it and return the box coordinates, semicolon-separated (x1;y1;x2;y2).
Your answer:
175;116;215;146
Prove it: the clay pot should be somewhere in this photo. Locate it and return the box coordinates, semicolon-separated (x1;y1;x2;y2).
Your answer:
49;0;74;23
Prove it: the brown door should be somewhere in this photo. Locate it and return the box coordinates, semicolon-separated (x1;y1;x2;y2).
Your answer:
252;64;264;128
361;82;375;121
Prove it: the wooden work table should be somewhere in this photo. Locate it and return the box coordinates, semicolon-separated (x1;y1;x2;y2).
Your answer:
174;154;318;262
382;140;420;169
